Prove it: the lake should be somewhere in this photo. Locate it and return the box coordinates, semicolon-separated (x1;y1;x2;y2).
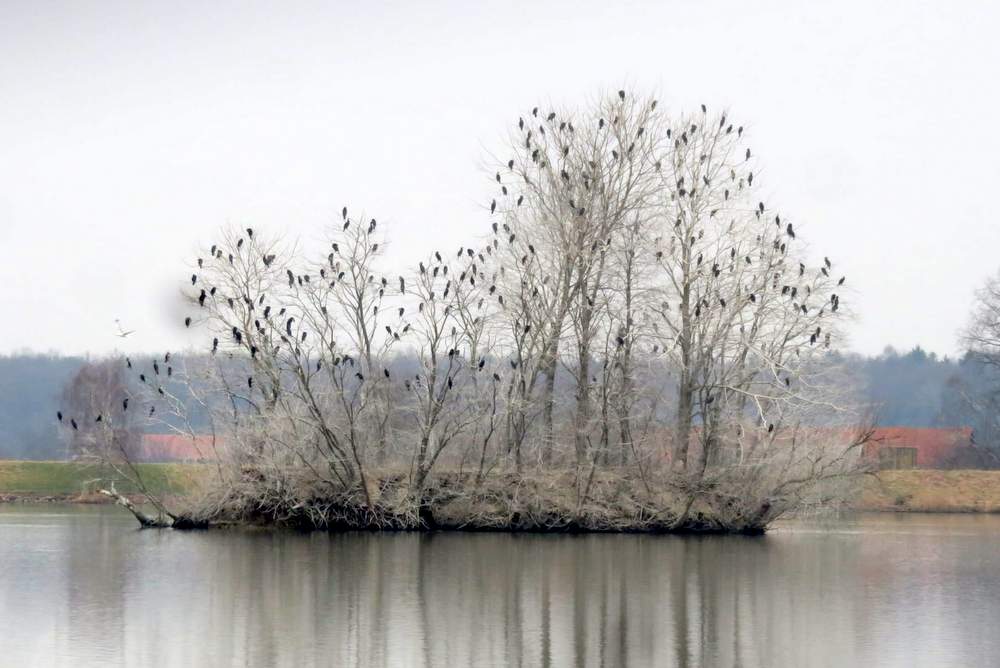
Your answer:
0;505;998;667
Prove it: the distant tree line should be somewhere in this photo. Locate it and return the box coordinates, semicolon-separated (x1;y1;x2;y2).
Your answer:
5;347;998;461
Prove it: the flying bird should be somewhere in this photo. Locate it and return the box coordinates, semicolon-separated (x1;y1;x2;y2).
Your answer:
114;320;135;338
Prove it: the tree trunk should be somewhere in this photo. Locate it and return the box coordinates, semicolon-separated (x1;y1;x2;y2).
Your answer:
540;348;558;464
574;347;592;467
99;487;172;528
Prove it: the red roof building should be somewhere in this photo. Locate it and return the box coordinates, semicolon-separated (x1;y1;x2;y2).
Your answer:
862;427;974;469
135;434;217;462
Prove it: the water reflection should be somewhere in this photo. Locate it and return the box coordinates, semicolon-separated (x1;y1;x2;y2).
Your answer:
1;507;999;667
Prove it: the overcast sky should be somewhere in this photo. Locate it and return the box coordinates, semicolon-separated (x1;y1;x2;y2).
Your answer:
1;0;997;359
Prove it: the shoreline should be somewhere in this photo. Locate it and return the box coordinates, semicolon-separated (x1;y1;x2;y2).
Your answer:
4;463;1000;523
4;492;999;516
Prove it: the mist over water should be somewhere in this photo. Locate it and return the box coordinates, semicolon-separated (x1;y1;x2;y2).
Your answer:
2;506;998;667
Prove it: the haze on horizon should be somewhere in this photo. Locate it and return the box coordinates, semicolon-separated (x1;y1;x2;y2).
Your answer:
2;0;998;359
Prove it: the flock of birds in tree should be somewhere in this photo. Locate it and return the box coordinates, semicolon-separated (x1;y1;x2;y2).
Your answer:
57;92;847;436
486;90;847;353
57;351;172;431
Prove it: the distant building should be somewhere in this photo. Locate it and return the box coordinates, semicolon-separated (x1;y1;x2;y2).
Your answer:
134;434;216;462
863;427;975;469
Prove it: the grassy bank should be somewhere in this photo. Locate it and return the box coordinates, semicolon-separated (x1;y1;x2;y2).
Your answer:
3;461;999;515
858;470;1000;513
0;460;202;500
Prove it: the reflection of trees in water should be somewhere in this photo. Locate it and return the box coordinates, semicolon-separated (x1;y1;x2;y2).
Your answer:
65;509;128;659
16;517;998;666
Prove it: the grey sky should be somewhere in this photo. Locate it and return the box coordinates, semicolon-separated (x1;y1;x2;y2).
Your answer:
1;0;997;358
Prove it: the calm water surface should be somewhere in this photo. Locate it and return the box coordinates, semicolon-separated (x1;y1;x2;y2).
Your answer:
1;505;998;667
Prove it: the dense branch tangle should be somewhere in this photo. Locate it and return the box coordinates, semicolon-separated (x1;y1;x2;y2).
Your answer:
158;88;864;531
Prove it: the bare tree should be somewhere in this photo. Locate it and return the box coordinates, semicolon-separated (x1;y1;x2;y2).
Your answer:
82;87;868;534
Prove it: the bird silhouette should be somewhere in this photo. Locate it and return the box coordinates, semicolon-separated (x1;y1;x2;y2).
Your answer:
114;319;135;338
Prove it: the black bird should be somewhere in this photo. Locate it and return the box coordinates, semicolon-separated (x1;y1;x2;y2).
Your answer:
185;317;192;328
197;258;203;269
57;411;63;422
246;227;253;238
248;377;253;389
342;206;347;220
140;374;146;383
126;357;132;369
384;369;390;378
507;159;514;169
618;90;625;100
191;274;197;285
786;223;795;239
71;419;78;430
767;423;774;433
95;414;102;423
399;276;405;292
493;373;501;382
149;406;155;417
824;256;832;269
212;337;219;354
123;398;129;411
198;290;207;307
153;361;160;375
286;317;295;336
491;199;497;214
838;276;846;286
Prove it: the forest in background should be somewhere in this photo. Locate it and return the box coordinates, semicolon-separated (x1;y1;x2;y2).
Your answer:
1;345;994;460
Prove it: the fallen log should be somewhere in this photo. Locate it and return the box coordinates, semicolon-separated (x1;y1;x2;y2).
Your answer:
98;486;173;528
